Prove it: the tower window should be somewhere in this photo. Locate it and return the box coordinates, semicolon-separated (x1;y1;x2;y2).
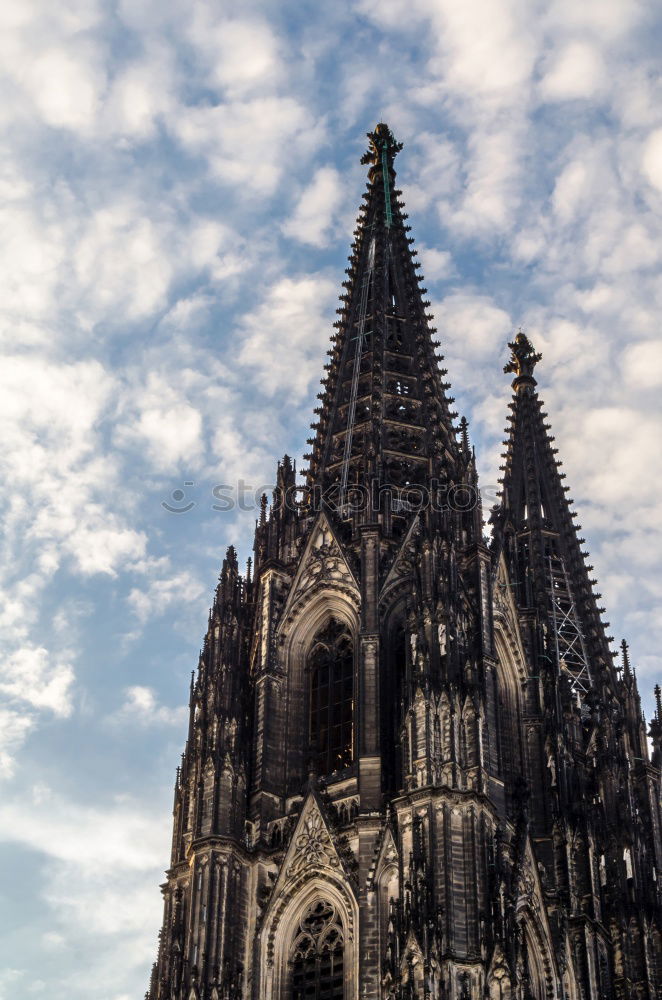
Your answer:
309;620;354;776
290;899;344;1000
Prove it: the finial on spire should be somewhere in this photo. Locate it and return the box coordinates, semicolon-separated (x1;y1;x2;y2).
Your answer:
361;123;403;168
655;684;662;720
504;330;542;387
621;639;632;678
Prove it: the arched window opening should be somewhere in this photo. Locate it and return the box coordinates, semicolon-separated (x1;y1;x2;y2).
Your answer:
290;899;344;1000
309;620;354;776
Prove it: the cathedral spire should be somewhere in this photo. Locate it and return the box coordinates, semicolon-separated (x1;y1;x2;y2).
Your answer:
304;123;459;516
148;129;662;1000
492;331;615;694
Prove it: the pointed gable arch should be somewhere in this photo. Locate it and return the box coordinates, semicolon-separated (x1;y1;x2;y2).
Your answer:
275;528;360;791
278;513;360;634
277;590;359;790
257;791;358;1000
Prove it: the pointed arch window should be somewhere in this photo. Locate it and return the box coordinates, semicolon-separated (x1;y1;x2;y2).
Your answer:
290;899;344;1000
309;620;354;776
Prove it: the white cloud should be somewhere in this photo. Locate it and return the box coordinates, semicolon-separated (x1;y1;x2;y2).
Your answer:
0;647;75;718
642;128;662;192
0;783;171;993
601;221;659;276
552;158;592;223
0;354;147;577
539;42;606;102
236;275;337;398
434;0;535;99
418;246;454;282
533;318;607;383
283;166;343;247
0;708;34;779
187;14;282;99
0;969;24;1000
73;205;175;323
103;44;176;139
0;2;107;133
454;127;524;232
25;46;105;130
0;783;167;869
112;686;187;726
115;372;204;471
128;570;206;625
399;132;461;214
622;339;662;389
542;0;645;42
174;97;316;196
434;292;512;360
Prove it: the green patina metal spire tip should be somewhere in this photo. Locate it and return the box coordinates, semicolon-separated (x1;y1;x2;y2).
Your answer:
361;123;403;229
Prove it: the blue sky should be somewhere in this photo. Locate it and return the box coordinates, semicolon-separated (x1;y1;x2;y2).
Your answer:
1;0;662;996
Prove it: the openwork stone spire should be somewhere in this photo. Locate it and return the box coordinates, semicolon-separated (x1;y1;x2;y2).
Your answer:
304;123;459;508
493;331;615;692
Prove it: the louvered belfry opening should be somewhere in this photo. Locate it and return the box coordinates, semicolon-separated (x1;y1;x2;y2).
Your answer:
290;900;345;1000
308;620;354;776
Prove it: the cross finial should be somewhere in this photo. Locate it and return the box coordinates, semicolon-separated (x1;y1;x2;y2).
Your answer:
361;122;403;167
504;330;542;385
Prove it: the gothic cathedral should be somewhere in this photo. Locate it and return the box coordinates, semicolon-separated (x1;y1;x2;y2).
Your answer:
146;125;662;1000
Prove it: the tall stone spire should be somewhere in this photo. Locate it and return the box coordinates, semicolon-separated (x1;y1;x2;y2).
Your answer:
492;331;615;695
305;124;459;510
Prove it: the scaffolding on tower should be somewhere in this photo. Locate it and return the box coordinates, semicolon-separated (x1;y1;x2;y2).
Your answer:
547;553;593;696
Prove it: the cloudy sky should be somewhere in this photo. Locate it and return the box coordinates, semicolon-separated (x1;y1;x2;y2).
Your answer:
1;0;661;996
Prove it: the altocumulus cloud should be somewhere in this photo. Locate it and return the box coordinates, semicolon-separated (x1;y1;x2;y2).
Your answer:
0;0;661;997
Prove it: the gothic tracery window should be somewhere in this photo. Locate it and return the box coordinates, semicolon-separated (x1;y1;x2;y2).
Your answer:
290;899;344;1000
309;620;354;776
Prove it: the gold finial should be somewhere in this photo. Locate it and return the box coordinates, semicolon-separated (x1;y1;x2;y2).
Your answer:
504;330;542;382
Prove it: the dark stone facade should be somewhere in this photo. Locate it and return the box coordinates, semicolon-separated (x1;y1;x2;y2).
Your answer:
147;125;662;1000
